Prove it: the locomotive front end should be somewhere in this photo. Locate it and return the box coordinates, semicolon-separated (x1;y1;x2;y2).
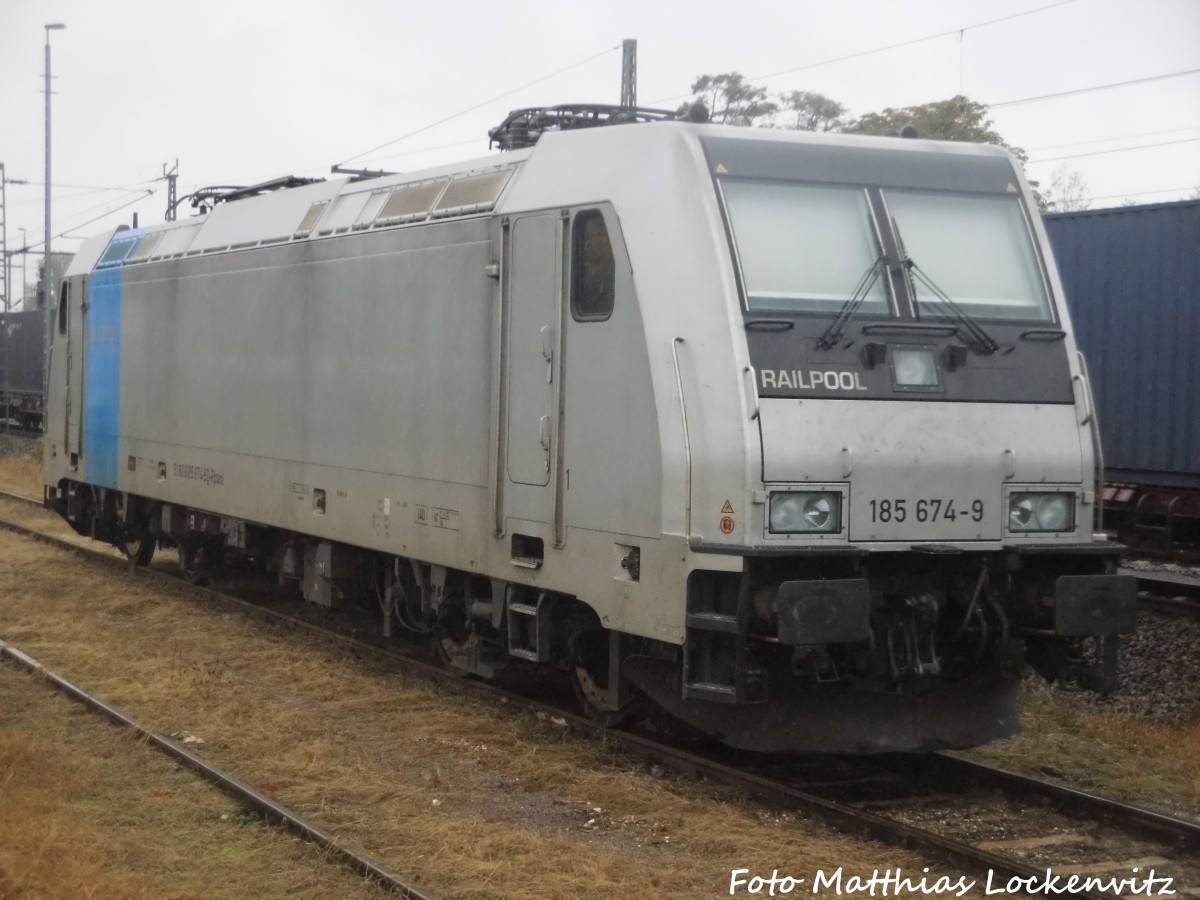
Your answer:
628;131;1137;753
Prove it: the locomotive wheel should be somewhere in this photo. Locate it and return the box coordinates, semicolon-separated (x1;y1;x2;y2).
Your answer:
120;530;157;567
433;613;476;678
119;506;158;567
178;538;214;586
571;631;639;727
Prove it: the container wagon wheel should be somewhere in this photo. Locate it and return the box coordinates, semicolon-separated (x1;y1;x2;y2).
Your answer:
571;629;640;728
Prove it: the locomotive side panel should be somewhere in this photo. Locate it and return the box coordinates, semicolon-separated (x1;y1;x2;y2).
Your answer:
119;221;493;486
88;221;497;570
47;205;682;642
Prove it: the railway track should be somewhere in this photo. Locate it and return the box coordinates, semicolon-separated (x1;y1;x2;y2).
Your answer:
1123;568;1200;618
0;488;40;507
1;499;1198;896
0;423;44;440
0;638;430;899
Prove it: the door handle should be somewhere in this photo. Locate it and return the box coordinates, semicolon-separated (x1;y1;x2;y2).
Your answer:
540;326;553;382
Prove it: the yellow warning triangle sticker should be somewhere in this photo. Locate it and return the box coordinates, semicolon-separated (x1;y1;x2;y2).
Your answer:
1005;183;1018;193
721;500;734;514
716;163;728;174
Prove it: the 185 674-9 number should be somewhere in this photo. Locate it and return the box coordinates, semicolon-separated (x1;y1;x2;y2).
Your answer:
868;498;984;524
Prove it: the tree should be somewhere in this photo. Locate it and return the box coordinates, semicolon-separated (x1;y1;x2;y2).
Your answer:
681;73;778;127
681;76;849;132
1043;164;1091;212
679;80;1046;206
846;95;1029;162
777;90;848;132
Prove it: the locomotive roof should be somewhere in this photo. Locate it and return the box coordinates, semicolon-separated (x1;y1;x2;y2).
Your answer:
69;123;1017;278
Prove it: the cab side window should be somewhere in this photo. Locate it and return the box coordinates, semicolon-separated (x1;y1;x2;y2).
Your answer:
571;209;614;322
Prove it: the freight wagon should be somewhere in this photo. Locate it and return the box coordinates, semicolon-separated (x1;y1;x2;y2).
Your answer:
1044;200;1200;549
0;309;45;430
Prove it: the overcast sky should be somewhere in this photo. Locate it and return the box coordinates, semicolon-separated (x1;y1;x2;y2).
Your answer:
2;0;1197;291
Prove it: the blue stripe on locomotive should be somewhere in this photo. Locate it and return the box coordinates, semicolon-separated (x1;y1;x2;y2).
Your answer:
83;268;122;489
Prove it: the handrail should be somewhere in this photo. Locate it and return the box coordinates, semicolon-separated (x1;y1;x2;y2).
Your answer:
1078;351;1105;531
1020;328;1067;342
671;337;694;542
741;365;759;421
1071;374;1093;426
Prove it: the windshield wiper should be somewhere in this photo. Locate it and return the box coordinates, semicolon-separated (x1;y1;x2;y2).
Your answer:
903;258;1000;355
816;255;886;350
888;215;1000;355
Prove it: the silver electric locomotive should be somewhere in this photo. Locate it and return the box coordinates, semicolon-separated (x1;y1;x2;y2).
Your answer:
43;108;1135;753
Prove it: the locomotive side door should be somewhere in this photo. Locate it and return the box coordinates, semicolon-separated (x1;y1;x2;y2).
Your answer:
501;213;562;528
64;275;86;467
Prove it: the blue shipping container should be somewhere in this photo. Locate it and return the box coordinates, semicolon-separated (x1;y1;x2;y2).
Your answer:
1043;200;1200;489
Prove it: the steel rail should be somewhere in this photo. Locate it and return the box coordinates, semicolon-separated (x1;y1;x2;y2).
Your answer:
1139;594;1200;618
1133;573;1200;599
0;488;41;507
1125;569;1200;617
1126;546;1200;566
3;512;1199;896
932;751;1200;852
0;637;431;900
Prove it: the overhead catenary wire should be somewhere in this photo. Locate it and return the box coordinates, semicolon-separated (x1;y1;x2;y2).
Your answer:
646;0;1078;105
1086;186;1199;203
751;0;1078;86
336;44;621;167
12;178;158;192
18;188;154;245
358;137;485;169
989;66;1200;108
18;191;155;250
8;184;148;206
1027;124;1200;152
1029;136;1200;164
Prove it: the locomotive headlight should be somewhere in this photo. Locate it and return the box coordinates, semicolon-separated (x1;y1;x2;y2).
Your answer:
1008;492;1074;533
769;491;841;534
891;347;939;387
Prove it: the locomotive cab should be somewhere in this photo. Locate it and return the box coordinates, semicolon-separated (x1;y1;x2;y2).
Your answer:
616;128;1136;751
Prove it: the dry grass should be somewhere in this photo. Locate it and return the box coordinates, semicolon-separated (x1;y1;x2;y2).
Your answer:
0;663;388;899
0;527;976;899
0;438;42;497
6;462;1196;894
966;678;1200;819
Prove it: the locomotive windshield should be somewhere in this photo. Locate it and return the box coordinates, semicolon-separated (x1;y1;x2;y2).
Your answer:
886;190;1052;322
722;181;891;314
